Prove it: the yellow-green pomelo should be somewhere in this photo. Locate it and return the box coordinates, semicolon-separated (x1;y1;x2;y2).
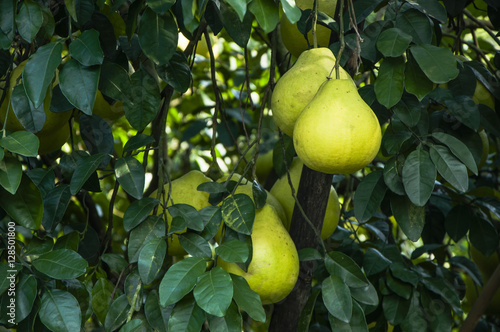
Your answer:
0;60;71;136
217;204;299;304
92;90;124;121
293;78;382;174
271;47;350;137
217;174;287;224
269;158;340;240
280;0;338;58
37;124;71;155
255;149;274;184
150;170;212;256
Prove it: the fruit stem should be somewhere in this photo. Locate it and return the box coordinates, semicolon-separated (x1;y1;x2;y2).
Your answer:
312;0;318;48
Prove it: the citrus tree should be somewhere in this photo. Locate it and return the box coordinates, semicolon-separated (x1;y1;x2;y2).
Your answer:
0;0;499;331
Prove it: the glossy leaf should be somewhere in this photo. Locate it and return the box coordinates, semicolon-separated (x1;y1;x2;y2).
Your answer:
194;267;233;317
390;194;425;242
207;301;243;332
0;155;22;194
252;181;267;210
144;290;173;332
382;294;411;326
354;170;387;223
23;43;62;109
178;232;212;258
79;114;114;163
69;29;103;66
363;248;392;276
328;300;368;331
374;56;405;108
322;275;352;323
449;256;483;287
16;274;37;322
445;95;480;130
395;9;432;44
402;146;436;206
123;197;161;232
15;0;43;43
167;294;205;332
231;274;266;323
280;0;301;24
146;0;175;14
376;28;412;57
297;289;320;331
325;252;369;288
386;271;412;300
104;294;130;332
410;44;459;84
91;278;117;325
215;239;250;263
431;132;478;175
120;319;147;332
128;215;165;263
168;203;204;232
42;184;72;232
115;156;145;200
405;53;434;101
222;193;255;235
429;144;468;192
10;84;46;133
408;0;447;23
220;2;253;48
0;174;43;229
99;61;132;101
351;282;379;306
39;289;81;332
249;0;279;34
101;253;128;273
469;216;499;257
59;58;100;115
420;277;462;315
383;156;405;196
392;94;422;127
69;152;109;195
122;133;156;154
138;8;178;65
157;51;192;93
138;237;167;285
32;249;87;279
298;248;323;261
0;130;39;157
159;256;207;307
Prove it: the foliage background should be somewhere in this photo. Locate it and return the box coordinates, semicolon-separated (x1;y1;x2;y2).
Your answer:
0;0;500;331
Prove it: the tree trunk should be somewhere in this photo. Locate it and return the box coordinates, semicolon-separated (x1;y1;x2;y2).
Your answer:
269;165;333;331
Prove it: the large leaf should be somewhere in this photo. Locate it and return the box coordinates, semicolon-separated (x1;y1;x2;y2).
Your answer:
280;0;301;24
231;274;266;323
0;155;22;194
168;203;204;232
167;294;205;332
0;174;43;229
390;194;425;242
194;267;233;317
221;193;255;235
395;9;432;44
138;237;167;285
91;278;118;325
104;294;130;332
69;152;109;195
123;67;161;131
328;300;368;331
98;61;132;101
0;131;39;157
39;289;81;332
147;0;175;14
219;2;253;48
383;156;406;196
42;184;72;232
402;145;436;206
444;204;471;242
363;248;392;276
128;215;165;263
23;42;62;108
429;144;468;192
431;132;478;175
115;156;145;200
178;232;212;258
322;275;352;323
15;0;43;43
444;95;480;131
207;301;243;332
376;28;412;57
159;256;207;307
382;294;411;326
226;0;247;21
215;239;250;263
138;8;178;65
404;53;434;101
123;197;161;232
59;58;100;115
248;0;279;34
469;216;499;257
144;291;173;332
32;249;88;279
68;29;103;66
410;44;459;84
10;84;46;133
392;94;422;127
157;51;192;93
354;170;387;223
15;273;38;322
325;252;369;288
79;113;114;163
374;56;405;108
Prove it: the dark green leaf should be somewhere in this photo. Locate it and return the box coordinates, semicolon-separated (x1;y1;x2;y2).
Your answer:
381;130;412;156
178;232;212;258
222;193;255;235
405;53;434;101
445;95;480;130
374;56;405;108
69;29;103;66
144;290;173;332
91;278;118;325
354;170;387;223
122;134;156;155
220;2;253;47
431;132;478;175
101;253;128;273
115;156;145;200
167;294;205;332
16;274;37;322
15;0;43;43
469;216;499;257
322;275;352;323
298;248;323;261
390;263;419;287
215;239;250;263
104;294;130;332
120;319;147;332
351;282;379;306
200;206;223;240
123;67;161;131
280;0;301;24
99;61;132;102
392;94;422;127
390;194;425;242
79;113;114;163
159;256;207;306
128;215;165;263
382;294;410;326
363;248;392;276
402;146;436;206
39;289;81;332
479;104;500;138
407;0;447;23
328;300;368;331
429;144;468;192
231;274;266;323
325;251;369;288
0;1;15;49
146;0;175;14
360;21;387;63
123;197;161;232
386;271;412;299
194;267;233;317
32;249;88;279
168;203;205;232
138;8;178;65
23;42;62;109
449;256;483;287
410;44;459;84
251;181;267;210
0;174;43;229
0;155;22;194
420;277;462;315
376;28;412;57
395;9;432;44
10;84;46;133
138;237;167;285
383;156;405;196
157;51;192;93
42;184;71;232
26;167;55;196
197;182;227;194
69;153;109;195
249;0;279;34
207;301;243;332
59;58;100;115
298;289;320;331
0;131;39;157
273;133;296;178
